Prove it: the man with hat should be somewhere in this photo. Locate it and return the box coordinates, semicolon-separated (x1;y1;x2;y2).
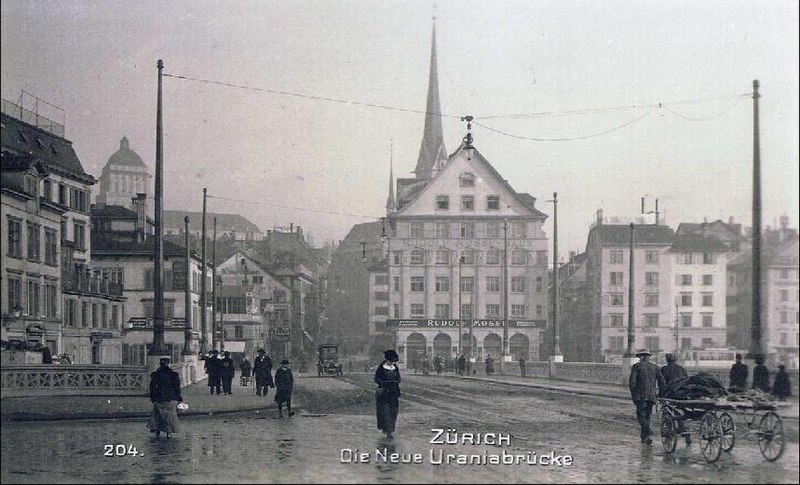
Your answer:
374;349;402;439
253;349;275;397
629;348;666;445
220;351;235;395
729;353;748;391
660;353;687;385
205;350;222;395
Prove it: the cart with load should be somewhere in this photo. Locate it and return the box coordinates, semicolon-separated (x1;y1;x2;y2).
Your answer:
317;344;343;377
658;373;786;463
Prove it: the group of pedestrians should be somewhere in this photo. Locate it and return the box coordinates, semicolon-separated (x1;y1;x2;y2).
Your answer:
203;350;237;395
629;349;794;446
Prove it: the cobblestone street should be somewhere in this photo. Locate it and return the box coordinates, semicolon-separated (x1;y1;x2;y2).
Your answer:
1;374;797;483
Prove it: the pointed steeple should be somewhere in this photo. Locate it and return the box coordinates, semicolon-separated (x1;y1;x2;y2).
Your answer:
413;19;448;180
386;142;396;213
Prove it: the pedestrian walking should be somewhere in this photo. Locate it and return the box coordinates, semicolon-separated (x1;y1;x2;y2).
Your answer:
729;353;748;391
148;357;182;439
771;364;791;401
220;351;235;395
629;348;666;445
660;354;687;385
752;355;771;393
518;356;526;377
205;350;222;395
348;358;354;373
412;355;419;375
253;349;275;397
457;354;467;376
485;355;495;376
274;359;295;417
375;349;401;439
240;357;252;387
421;354;430;375
434;355;443;375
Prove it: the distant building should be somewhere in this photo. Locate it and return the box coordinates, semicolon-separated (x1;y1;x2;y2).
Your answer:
215;252;292;360
95;136;152;213
677;218;747;253
163;210;262;241
553;252;591;362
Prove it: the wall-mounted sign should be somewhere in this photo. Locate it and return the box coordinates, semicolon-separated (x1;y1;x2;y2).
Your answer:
386;319;545;329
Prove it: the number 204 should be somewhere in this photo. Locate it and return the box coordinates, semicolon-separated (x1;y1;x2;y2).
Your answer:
104;444;139;457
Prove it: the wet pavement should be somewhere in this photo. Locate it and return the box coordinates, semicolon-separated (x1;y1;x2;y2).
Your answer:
1;374;797;483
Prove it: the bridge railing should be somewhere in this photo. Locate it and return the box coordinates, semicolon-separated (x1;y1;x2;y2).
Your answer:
1;365;149;396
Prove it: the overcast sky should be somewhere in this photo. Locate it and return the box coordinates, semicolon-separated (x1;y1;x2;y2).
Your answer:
2;0;798;256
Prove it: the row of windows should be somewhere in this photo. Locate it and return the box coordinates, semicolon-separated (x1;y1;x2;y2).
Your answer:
406;220;530;238
436;194;502;212
607;250;718;265
776;289;800;302
606;313;715;328
394;249;547;266
777;311;800;325
40;179;90;213
406;275;545;294
62;299;122;329
400;303;543;319
6;277;58;317
606;336;717;352
6;217;60;264
606;292;716;308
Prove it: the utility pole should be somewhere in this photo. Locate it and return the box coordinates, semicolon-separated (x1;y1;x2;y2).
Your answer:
502;218;509;370
183;216;193;355
674;303;679;356
201;187;208;353
458;256;463;356
551;192;562;358
213;217;220;351
748;79;764;360
625;223;636;357
150;59;167;360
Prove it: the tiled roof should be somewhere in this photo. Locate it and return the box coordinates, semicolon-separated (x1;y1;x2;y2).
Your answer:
1;112;94;183
591;224;674;245
91;204;137;219
670;235;731;252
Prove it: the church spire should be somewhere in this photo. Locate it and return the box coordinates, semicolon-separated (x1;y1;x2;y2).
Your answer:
413;19;448;180
386;142;396;213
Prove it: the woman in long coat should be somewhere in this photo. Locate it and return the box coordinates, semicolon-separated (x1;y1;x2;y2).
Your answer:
772;365;792;401
374;349;401;439
148;357;182;439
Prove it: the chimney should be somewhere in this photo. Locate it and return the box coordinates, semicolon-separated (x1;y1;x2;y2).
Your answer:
569;250;576;262
728;216;735;225
290;222;294;233
132;193;147;242
596;209;604;226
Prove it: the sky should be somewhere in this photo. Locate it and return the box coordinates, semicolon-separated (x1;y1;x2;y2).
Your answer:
2;0;798;257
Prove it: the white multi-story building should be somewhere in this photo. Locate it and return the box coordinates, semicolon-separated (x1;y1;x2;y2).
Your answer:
764;240;799;368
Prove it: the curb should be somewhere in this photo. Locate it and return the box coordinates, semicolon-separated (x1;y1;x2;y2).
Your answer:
1;403;277;423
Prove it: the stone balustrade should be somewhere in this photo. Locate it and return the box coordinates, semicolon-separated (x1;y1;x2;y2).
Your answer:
552;362;622;383
1;365;149;397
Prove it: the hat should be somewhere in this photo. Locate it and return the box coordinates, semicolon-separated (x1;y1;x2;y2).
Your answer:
665;353;676;362
280;359;290;365
257;349;265;354
384;349;399;362
635;348;651;357
223;351;230;357
735;353;743;360
159;357;171;365
211;349;219;354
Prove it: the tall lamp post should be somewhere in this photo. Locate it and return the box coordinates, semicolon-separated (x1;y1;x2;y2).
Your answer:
748;79;764;361
149;58;167;366
624;223;636;358
458;255;463;356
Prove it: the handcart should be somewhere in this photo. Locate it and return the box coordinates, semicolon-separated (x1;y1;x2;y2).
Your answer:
659;396;786;463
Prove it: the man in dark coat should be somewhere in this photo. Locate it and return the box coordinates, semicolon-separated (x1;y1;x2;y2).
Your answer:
752;355;771;393
253;349;275;397
220;351;235;395
274;359;294;417
660;354;687;385
629;348;666;445
729;353;748;391
205;350;222;395
772;365;792;401
148;357;182;438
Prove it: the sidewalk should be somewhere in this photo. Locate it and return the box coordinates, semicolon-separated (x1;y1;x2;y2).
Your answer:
0;373;351;422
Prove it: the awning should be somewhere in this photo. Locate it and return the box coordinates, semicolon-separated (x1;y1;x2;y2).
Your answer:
223;341;246;353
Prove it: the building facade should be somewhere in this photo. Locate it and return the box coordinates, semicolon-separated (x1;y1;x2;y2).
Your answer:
215;252;292;361
764;240;799;368
95;136;151;212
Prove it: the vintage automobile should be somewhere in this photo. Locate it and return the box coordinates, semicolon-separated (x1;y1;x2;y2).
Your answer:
317;344;343;377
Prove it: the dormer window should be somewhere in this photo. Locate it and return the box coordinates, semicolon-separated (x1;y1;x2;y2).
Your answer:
435;195;449;210
24;174;37;195
459;172;475;187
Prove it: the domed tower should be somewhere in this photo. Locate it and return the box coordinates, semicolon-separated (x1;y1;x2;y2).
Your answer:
95;136;152;209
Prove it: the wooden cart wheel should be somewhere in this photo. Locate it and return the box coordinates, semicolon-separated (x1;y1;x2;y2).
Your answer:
757;411;785;462
699;411;722;463
719;412;736;452
661;414;677;453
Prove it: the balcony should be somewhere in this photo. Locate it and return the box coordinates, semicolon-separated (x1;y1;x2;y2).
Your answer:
126;317;187;330
62;271;123;297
